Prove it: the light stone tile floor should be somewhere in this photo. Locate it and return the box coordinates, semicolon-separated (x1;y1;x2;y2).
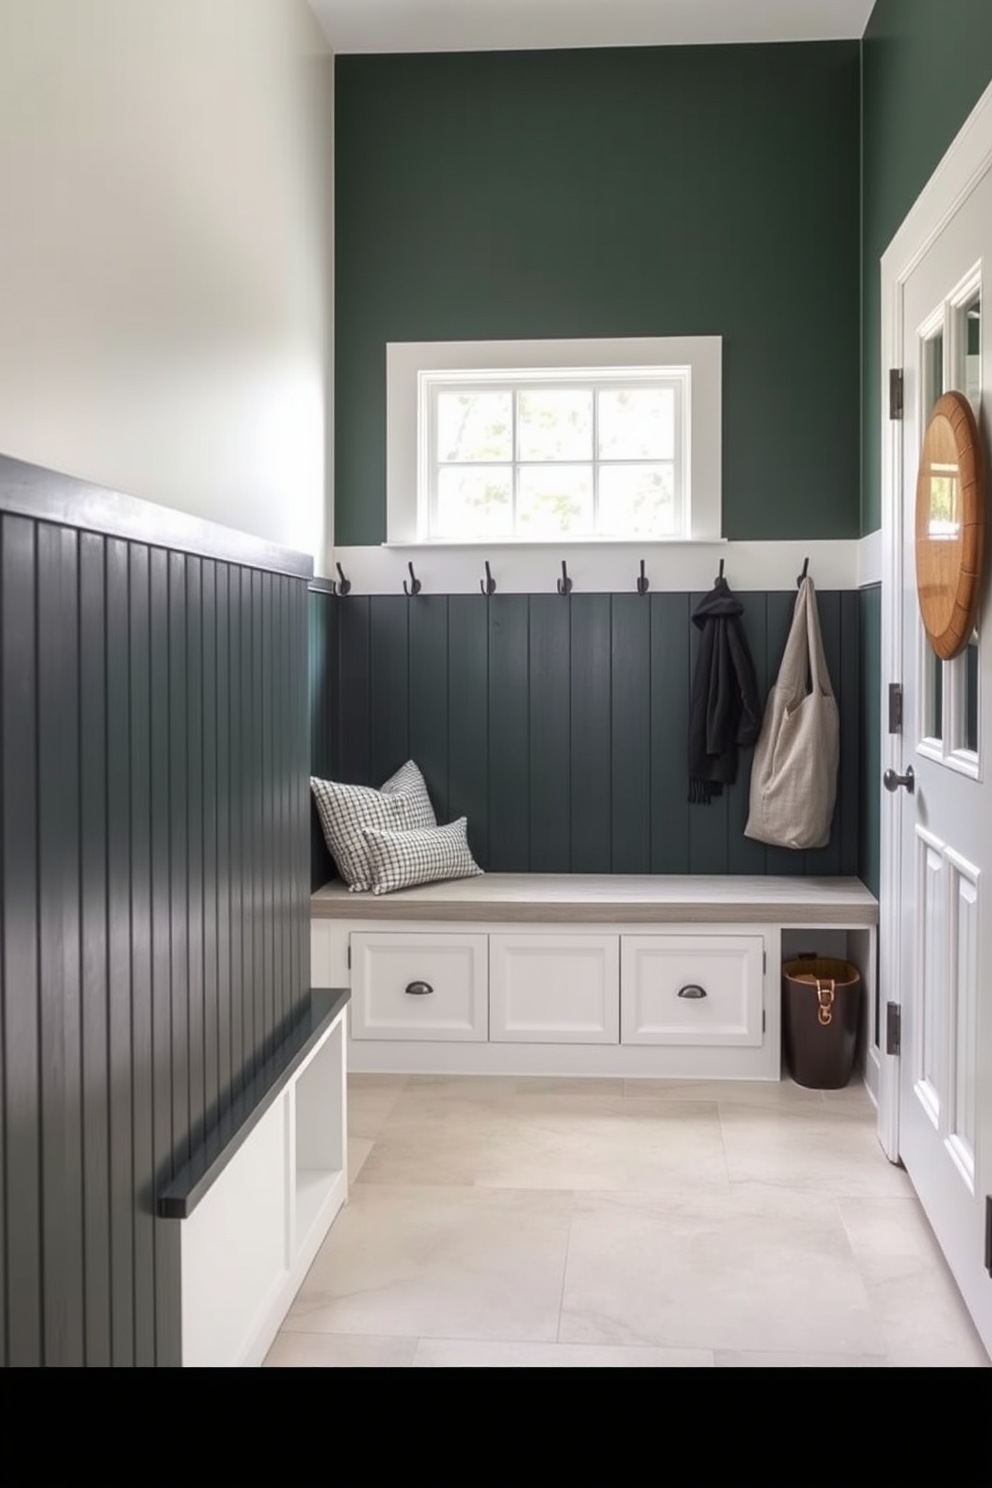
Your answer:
264;1072;989;1368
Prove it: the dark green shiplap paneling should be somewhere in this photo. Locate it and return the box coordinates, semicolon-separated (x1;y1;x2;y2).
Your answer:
320;588;862;879
611;596;651;874
862;2;992;532
335;43;860;546
529;594;570;872
571;595;613;872
859;584;882;897
650;593;691;873
0;476;312;1369
448;596;490;869
410;596;450;824
489;597;531;871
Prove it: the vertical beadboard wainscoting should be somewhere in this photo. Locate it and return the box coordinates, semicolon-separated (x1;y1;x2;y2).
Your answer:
308;588;862;885
0;454;342;1368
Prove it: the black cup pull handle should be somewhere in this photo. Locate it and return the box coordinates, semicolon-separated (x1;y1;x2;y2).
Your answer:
677;984;707;1000
405;980;434;997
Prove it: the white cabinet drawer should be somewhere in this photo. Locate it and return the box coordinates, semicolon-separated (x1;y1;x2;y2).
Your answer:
621;935;764;1047
350;932;488;1042
489;934;619;1044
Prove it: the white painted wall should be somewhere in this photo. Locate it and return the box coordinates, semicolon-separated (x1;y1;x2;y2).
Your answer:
0;0;333;572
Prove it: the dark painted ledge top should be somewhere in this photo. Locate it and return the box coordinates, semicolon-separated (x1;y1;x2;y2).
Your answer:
158;988;350;1221
311;874;879;926
0;452;314;580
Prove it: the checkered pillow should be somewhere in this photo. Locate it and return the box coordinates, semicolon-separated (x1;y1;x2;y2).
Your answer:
309;778;414;891
361;817;483;895
380;760;436;829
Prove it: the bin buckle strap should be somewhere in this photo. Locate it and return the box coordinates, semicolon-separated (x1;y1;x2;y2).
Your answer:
816;980;836;1027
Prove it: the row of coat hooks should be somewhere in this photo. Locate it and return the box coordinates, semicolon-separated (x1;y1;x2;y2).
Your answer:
330;555;813;597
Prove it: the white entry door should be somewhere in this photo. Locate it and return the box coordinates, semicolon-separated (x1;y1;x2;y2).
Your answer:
894;163;992;1355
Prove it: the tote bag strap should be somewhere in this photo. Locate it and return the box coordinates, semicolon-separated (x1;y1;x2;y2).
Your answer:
802;577;835;700
776;580;815;695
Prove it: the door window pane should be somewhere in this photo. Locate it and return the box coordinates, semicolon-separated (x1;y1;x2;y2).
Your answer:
965;630;979;754
926;331;944;412
965;294;981;402
926;644;944;741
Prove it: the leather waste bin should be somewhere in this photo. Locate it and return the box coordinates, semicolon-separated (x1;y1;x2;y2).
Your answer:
782;955;861;1090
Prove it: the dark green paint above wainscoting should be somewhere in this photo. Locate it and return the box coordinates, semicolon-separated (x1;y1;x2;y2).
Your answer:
862;0;992;533
309;587;862;885
335;43;860;546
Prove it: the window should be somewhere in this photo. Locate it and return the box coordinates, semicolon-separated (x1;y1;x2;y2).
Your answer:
386;337;721;544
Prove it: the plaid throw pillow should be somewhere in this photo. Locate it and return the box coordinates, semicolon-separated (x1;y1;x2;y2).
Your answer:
361;817;483;895
309;779;409;891
310;761;438;891
380;760;436;829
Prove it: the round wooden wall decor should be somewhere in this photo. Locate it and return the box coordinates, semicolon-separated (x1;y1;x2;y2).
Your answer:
915;389;986;660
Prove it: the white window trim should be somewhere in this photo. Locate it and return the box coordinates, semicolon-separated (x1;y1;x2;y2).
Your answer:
386;336;722;545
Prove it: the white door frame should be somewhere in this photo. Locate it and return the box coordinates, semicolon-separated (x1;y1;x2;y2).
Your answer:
878;79;992;1161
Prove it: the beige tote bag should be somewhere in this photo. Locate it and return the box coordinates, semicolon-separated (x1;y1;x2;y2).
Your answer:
744;577;839;850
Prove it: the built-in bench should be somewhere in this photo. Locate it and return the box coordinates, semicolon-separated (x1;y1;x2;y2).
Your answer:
311;875;878;1084
158;988;350;1367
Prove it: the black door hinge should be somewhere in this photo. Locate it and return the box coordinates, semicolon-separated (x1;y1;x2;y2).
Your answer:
886;1001;901;1056
889;368;904;420
985;1197;992;1278
888;683;903;735
347;943;351;970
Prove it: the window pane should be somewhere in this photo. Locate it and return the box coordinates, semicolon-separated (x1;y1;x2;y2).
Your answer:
517;389;592;461
436;467;513;537
517;465;592;536
437;392;512;462
598;464;676;537
598;388;674;460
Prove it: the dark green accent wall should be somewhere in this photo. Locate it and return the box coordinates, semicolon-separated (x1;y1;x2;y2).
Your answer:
859;584;882;898
310;589;862;879
335;43;860;546
861;0;992;532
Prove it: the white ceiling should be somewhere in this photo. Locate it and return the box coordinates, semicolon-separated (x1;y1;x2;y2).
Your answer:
308;0;876;56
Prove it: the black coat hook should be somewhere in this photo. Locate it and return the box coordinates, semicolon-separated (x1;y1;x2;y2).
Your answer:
636;559;650;596
717;558;725;582
403;561;422;597
557;560;573;596
797;556;809;588
480;560;497;596
335;562;351;597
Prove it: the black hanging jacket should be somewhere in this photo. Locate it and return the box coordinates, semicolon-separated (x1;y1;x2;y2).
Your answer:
688;578;762;804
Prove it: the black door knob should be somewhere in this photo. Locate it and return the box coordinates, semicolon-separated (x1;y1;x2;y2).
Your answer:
883;765;915;794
